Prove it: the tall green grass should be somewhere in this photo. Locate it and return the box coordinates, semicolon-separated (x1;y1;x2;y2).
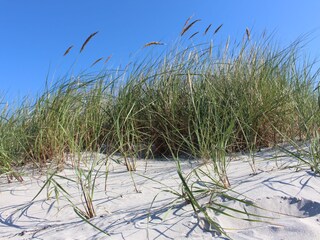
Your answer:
1;26;320;238
0;31;319;179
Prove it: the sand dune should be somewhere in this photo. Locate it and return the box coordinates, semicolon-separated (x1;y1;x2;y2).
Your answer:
1;149;320;240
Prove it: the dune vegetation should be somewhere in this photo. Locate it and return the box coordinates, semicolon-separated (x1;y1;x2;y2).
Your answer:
1;19;320;237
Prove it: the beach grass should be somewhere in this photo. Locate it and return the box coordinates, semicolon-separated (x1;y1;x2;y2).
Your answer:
2;32;318;173
1;24;320;237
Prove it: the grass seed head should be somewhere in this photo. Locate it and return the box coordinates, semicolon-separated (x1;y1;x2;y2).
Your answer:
91;57;103;67
80;31;99;53
104;55;112;64
246;27;251;40
189;32;199;40
181;19;201;36
214;24;223;34
143;41;164;48
204;24;212;35
63;45;74;56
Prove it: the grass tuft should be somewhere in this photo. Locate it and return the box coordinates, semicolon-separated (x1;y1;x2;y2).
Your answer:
1;26;320;237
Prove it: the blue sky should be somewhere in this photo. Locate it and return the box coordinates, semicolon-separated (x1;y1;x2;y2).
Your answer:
1;1;320;102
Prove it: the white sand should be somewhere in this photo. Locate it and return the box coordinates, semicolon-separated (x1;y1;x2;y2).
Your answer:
1;149;320;240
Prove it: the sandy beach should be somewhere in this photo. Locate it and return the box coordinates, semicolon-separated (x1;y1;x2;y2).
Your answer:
1;148;320;240
2;1;320;240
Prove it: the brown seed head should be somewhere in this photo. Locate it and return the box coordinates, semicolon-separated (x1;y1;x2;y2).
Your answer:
181;19;201;36
189;31;199;40
246;27;251;40
214;24;223;34
204;24;212;35
91;57;103;67
80;31;99;53
104;55;112;64
63;45;73;56
143;41;164;48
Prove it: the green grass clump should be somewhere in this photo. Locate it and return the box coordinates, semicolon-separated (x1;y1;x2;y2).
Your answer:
0;31;319;179
1;26;320;238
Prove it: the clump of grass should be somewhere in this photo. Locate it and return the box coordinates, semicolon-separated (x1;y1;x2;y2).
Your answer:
281;131;320;175
1;22;320;238
1;30;319;178
22;78;110;168
0;99;30;180
174;160;275;238
22;150;110;236
44;154;101;219
276;91;320;174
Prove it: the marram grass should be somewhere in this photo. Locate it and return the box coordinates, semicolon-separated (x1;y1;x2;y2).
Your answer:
1;27;320;238
0;32;319;175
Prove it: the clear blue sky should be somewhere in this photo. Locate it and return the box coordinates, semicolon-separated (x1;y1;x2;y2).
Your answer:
1;1;320;102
